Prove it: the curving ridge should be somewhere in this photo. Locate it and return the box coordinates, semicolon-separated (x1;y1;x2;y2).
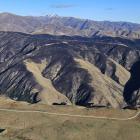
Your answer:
24;59;71;105
75;58;124;108
0;31;140;108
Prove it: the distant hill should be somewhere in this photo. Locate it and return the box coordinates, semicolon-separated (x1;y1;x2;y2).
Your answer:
0;12;140;39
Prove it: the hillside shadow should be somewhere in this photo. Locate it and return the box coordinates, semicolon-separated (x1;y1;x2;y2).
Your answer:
123;60;140;107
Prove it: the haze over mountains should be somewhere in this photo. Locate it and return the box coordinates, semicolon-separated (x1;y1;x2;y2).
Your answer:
0;12;140;39
0;13;140;108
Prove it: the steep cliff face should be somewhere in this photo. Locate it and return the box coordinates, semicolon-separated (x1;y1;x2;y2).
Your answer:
0;32;139;108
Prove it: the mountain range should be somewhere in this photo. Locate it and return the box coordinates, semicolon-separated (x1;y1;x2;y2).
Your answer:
0;12;140;39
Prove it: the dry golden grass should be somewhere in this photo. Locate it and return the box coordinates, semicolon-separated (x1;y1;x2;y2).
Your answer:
0;58;137;140
109;58;130;86
75;58;123;108
24;59;71;105
0;97;139;140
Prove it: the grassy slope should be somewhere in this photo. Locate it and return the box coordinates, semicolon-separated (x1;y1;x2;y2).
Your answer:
75;58;124;108
24;59;71;105
0;58;137;140
109;58;130;86
0;98;139;140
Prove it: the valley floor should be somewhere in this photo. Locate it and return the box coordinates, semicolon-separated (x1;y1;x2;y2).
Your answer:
0;97;140;140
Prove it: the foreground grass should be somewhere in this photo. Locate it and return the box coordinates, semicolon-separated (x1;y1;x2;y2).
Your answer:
0;98;140;140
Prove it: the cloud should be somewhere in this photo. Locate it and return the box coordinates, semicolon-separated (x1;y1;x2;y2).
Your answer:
51;4;76;9
105;8;114;11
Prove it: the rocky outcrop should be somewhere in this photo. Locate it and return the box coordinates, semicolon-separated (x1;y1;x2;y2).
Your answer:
0;31;139;108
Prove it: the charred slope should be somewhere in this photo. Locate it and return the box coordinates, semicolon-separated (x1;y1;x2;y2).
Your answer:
124;61;140;107
0;32;139;108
